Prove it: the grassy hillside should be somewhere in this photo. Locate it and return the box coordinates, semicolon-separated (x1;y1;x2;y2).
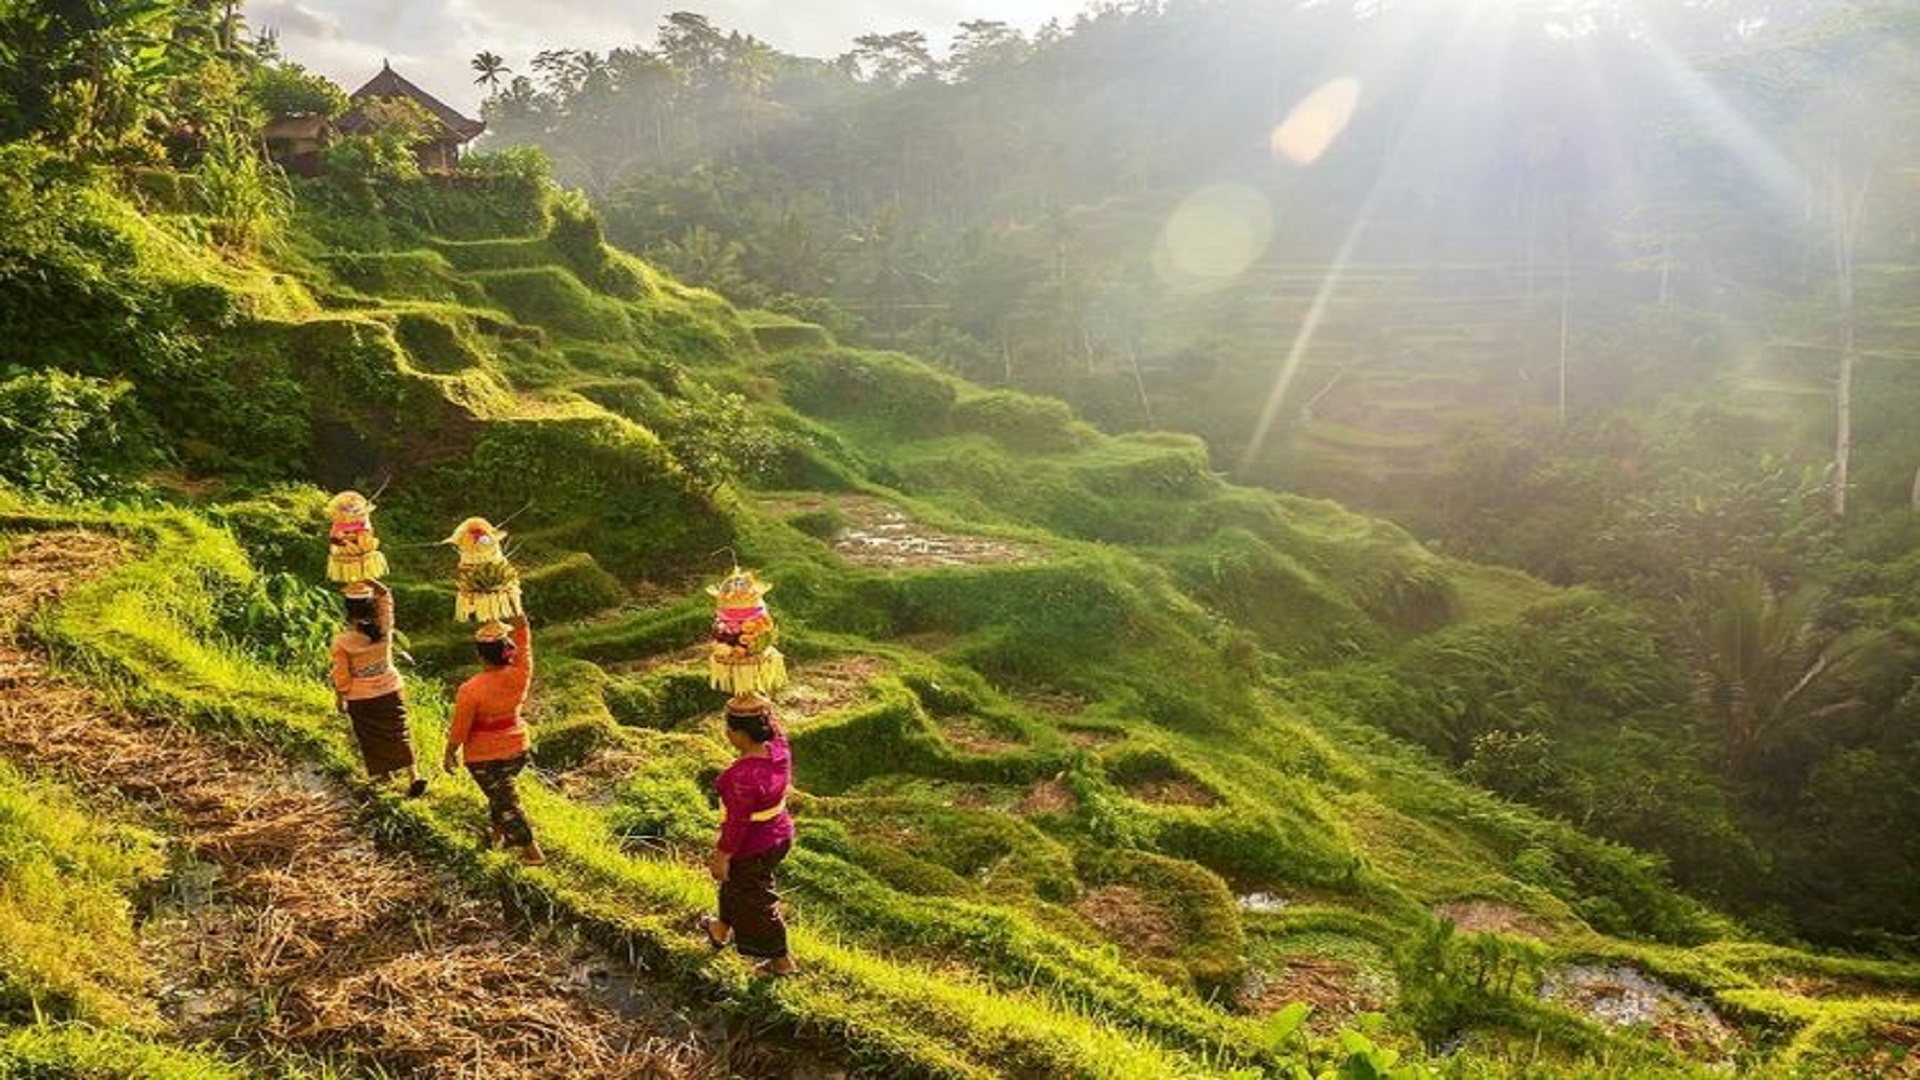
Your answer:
3;151;1918;1077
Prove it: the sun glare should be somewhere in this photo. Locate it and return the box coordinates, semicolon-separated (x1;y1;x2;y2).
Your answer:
1271;77;1362;165
1153;184;1274;290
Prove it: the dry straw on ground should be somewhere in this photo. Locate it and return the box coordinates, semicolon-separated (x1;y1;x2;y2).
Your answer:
0;531;772;1078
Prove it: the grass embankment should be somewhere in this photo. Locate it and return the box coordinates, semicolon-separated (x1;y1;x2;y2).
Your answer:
11;162;1920;1076
9;506;1263;1077
0;766;239;1080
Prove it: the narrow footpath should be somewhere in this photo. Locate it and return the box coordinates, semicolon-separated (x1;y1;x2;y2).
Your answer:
0;530;782;1079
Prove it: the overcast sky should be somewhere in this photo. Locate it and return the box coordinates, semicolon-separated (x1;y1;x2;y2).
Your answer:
253;0;1098;115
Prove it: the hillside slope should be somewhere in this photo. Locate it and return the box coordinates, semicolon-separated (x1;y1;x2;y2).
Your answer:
2;152;1917;1077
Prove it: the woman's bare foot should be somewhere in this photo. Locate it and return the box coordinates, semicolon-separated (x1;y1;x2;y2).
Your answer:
754;956;798;977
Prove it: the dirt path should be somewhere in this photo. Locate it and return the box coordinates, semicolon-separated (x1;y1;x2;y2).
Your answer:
763;495;1037;568
0;531;764;1078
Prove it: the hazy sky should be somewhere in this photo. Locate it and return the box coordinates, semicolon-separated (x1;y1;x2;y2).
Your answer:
253;0;1098;114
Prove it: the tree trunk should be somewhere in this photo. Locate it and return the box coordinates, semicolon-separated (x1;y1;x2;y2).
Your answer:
1558;236;1572;425
1127;342;1156;429
1829;168;1869;519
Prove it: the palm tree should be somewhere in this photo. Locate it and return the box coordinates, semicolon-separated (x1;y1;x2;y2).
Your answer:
1686;570;1860;778
471;51;510;91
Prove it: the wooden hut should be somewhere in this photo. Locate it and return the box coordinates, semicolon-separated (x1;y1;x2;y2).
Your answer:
339;62;485;173
262;114;331;176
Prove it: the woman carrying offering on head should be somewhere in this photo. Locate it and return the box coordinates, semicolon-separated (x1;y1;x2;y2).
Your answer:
331;580;426;797
444;615;544;866
699;693;797;976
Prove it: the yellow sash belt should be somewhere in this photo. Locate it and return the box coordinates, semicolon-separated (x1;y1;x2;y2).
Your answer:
748;797;788;823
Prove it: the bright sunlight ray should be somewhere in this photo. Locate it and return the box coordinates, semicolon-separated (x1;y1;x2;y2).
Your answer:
1238;1;1512;476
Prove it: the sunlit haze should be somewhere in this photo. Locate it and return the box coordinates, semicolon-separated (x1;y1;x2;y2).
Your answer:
252;0;1099;110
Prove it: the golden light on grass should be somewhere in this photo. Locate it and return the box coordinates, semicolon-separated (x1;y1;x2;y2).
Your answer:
1271;77;1361;165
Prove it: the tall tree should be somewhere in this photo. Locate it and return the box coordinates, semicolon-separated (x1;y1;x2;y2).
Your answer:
471;50;510;91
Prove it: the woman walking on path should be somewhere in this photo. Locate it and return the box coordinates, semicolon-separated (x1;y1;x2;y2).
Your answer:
331;580;426;797
699;693;797;976
444;616;545;865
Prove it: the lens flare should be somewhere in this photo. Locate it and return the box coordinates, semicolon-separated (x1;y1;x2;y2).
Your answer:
1153;184;1273;290
1271;77;1361;166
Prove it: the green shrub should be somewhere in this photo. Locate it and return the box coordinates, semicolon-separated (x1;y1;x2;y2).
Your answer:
603;670;712;730
769;348;957;432
520;551;626;621
609;747;724;848
215;570;340;671
383;167;548;240
431;416;729;576
0;370;165;498
1394;917;1544;1045
194;125;292;251
642;383;793;491
547;189;645;299
952;390;1087;452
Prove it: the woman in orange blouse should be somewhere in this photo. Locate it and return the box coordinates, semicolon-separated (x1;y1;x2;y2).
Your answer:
331;581;426;797
444;615;544;865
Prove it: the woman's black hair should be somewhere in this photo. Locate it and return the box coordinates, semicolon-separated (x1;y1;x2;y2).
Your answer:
344;595;384;643
725;705;776;744
475;639;510;666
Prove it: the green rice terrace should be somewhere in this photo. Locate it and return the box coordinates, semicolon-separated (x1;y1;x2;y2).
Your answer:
4;152;1920;1079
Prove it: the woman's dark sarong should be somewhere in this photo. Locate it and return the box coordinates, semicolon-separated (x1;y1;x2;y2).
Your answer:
720;839;791;959
468;754;534;847
347;691;414;776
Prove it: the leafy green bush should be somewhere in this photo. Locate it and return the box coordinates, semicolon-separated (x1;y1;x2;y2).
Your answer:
547;189;645;299
951;390;1087;452
1378;593;1683;766
246;61;348;119
203;487;330;578
432;416;729;576
0;370;164;499
216;570;340;670
647;384;791;491
1395;918;1542;1045
194;125;292;250
770;347;958;432
520;552;626;621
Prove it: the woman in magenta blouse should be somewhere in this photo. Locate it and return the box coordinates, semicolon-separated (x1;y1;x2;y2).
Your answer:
699;693;796;975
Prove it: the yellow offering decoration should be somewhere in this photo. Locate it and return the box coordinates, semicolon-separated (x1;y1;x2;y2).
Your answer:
707;566;786;695
445;516;523;622
326;490;389;584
